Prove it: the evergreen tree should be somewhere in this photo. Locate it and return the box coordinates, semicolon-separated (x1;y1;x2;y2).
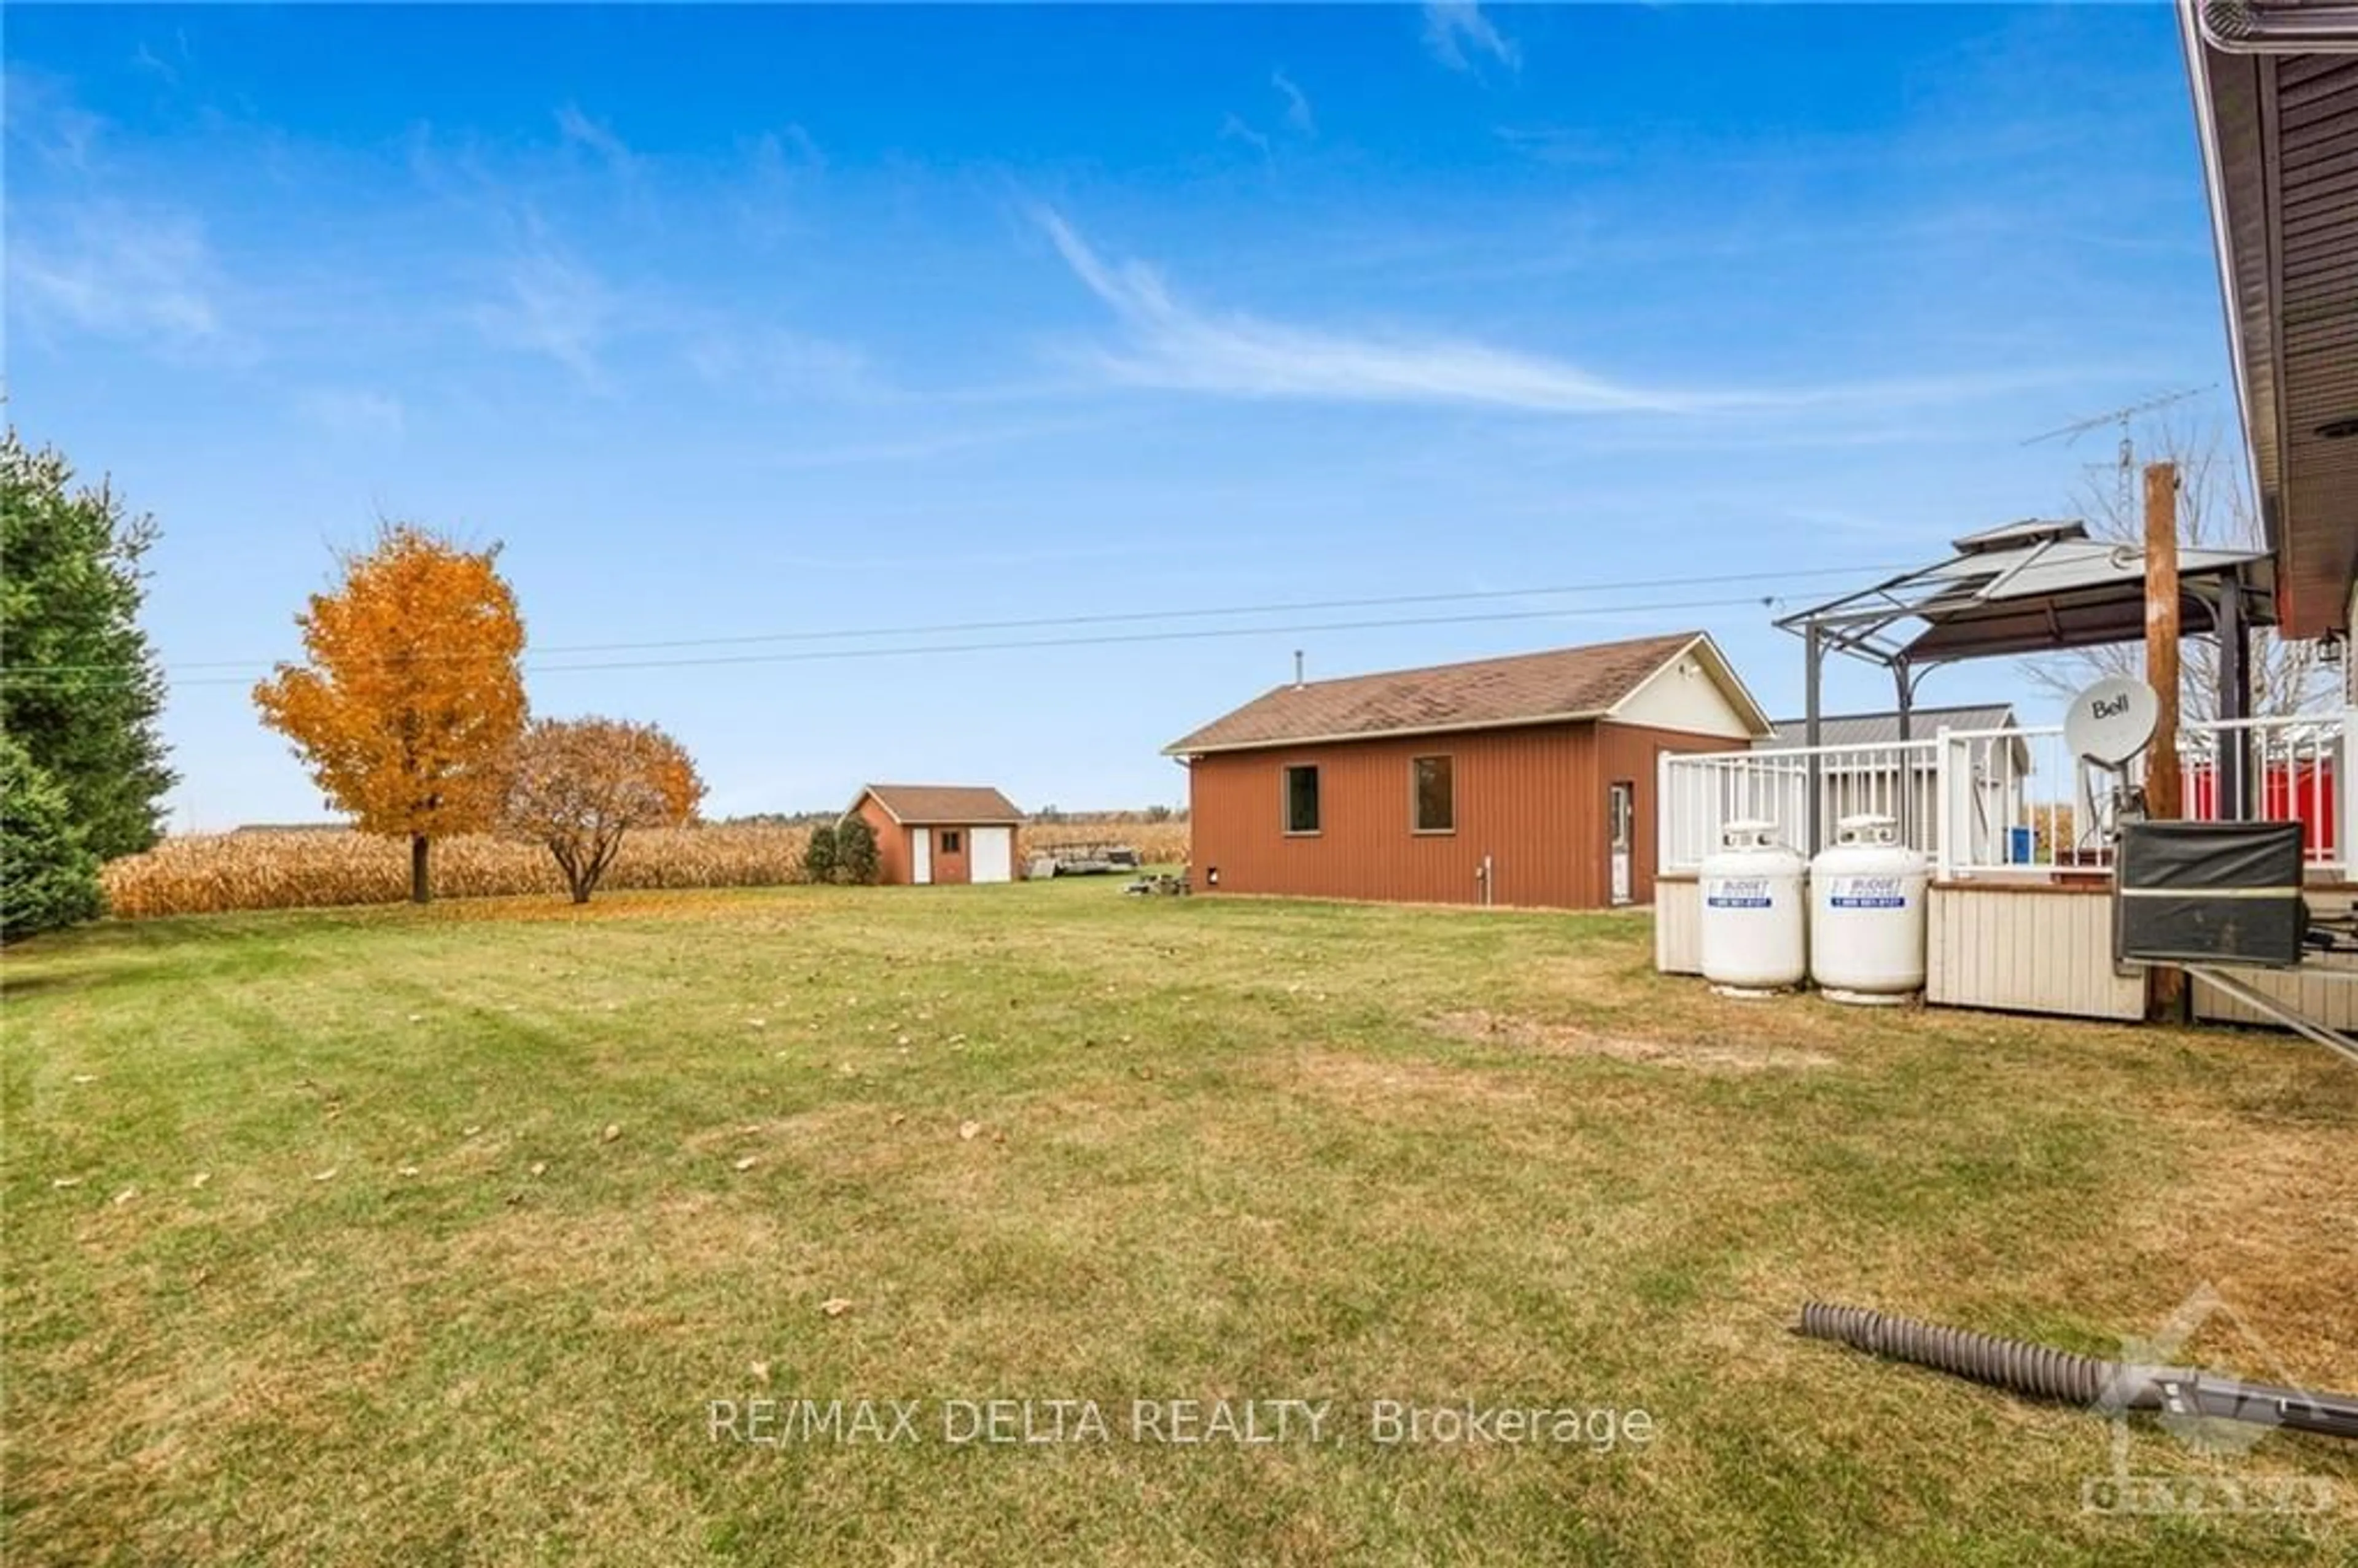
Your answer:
802;821;839;885
1;732;103;941
1;430;176;860
835;815;880;885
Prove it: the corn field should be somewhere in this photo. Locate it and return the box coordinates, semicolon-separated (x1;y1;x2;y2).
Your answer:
101;827;815;918
101;821;1193;917
1019;821;1191;865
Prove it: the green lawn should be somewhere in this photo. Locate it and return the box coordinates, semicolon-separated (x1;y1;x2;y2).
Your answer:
4;881;2352;1564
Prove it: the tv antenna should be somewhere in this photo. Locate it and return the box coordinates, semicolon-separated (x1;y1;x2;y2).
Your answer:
2023;386;2214;521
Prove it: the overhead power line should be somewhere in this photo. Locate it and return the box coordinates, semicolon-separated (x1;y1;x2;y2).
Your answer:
0;562;1904;688
4;589;1832;691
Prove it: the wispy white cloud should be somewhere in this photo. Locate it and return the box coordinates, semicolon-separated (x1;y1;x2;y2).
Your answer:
472;244;620;390
1271;70;1315;136
1492;124;1621;167
554;103;639;180
9;200;232;353
685;326;875;403
750;123;826;177
294;387;406;441
4;69;107;171
1037;208;1703;414
131;43;176;85
1424;3;1520;76
734;125;826;243
1219;113;1274;168
1035;209;2103;419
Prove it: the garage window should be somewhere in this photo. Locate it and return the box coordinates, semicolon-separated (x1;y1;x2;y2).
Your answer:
940;830;961;853
1412;756;1453;834
1283;766;1320;834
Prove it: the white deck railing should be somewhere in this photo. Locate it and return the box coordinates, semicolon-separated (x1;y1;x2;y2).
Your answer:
1660;708;2352;880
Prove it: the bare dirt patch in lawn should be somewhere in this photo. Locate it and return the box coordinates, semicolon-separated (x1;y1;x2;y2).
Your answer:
1429;1008;1836;1073
1284;1049;1539;1108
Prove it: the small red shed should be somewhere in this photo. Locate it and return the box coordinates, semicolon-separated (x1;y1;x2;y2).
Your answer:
845;784;1026;885
1164;632;1771;910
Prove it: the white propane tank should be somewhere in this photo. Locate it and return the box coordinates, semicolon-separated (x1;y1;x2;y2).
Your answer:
1809;813;1930;1004
1698;820;1808;996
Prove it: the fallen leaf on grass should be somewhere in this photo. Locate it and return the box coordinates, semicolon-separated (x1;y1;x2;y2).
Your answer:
69;1074;95;1085
311;1168;338;1182
820;1298;852;1318
958;1120;982;1141
461;1125;481;1138
51;1177;82;1189
751;1361;771;1384
600;1124;621;1143
111;1187;137;1206
529;1162;548;1178
397;1165;420;1178
190;1172;211;1189
888;1112;906;1128
732;1156;758;1172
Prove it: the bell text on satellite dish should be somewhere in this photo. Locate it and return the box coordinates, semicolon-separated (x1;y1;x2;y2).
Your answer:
2065;677;2161;768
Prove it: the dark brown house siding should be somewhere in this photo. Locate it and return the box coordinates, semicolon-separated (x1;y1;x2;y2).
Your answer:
1185;720;1733;909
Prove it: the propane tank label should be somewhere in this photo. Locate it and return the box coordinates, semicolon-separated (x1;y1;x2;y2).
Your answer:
1705;877;1773;909
1827;875;1909;909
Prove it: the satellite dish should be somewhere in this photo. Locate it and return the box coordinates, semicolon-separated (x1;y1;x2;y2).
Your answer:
2064;676;2160;767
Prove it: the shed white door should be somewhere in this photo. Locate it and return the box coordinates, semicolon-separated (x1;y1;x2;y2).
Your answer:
911;828;932;885
970;826;1013;884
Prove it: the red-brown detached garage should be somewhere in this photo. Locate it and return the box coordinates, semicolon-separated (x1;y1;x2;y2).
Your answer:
846;785;1026;886
1164;631;1771;910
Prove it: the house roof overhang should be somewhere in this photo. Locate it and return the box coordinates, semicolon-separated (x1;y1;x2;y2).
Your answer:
2182;0;2358;638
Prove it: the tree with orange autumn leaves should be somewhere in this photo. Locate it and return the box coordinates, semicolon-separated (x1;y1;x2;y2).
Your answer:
254;526;527;904
501;718;704;903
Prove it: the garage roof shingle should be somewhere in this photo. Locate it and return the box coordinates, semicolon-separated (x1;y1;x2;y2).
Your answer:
855;784;1025;825
1164;631;1711;756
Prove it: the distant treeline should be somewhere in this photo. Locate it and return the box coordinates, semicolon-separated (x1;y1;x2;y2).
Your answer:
237;805;1188;834
716;805;1187;828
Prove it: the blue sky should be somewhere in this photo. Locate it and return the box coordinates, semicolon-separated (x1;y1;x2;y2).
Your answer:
6;2;2241;828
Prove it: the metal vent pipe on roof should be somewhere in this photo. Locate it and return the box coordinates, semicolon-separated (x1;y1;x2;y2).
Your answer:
1293;650;1305;688
2197;0;2358;52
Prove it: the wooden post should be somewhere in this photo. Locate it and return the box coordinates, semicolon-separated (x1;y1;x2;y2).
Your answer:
2143;462;2183;1020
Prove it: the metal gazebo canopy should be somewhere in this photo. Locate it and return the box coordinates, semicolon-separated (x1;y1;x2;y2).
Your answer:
1771;518;2277;852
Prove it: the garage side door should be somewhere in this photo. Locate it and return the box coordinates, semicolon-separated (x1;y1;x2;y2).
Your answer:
970;826;1013;883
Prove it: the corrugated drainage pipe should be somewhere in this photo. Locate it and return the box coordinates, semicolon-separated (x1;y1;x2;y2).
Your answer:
1797;1303;2358;1440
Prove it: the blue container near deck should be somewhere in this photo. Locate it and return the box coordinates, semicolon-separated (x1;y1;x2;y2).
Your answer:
2006;826;2034;864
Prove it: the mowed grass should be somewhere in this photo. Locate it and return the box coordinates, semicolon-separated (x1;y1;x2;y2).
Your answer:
4;882;2354;1566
